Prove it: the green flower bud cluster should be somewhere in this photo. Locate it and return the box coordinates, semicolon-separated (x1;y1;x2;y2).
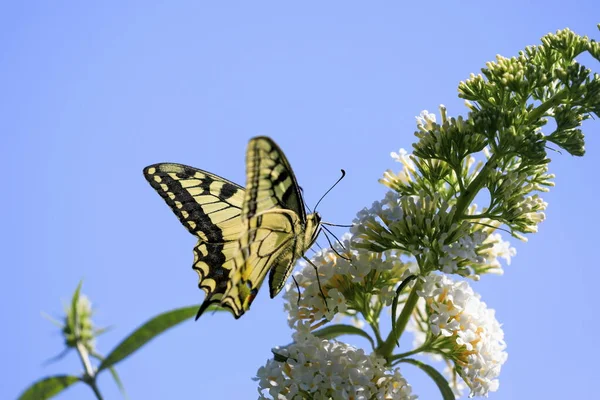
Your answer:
364;28;599;254
63;291;96;353
459;28;599;160
413;106;487;170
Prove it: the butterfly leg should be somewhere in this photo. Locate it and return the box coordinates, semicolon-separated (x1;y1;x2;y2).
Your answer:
302;256;329;312
292;275;302;306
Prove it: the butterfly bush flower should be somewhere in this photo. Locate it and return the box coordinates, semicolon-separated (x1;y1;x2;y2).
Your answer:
437;232;487;274
477;233;516;275
385;148;417;189
284;234;415;330
411;274;507;397
255;325;417;400
352;194;516;278
260;28;598;400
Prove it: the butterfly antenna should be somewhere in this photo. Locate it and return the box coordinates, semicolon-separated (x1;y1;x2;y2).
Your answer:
322;222;354;228
303;256;330;312
314;169;346;213
321;227;351;261
292;276;302;306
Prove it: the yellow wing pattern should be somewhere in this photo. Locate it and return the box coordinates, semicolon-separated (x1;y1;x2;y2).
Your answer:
144;137;321;319
143;163;247;318
227;137;322;311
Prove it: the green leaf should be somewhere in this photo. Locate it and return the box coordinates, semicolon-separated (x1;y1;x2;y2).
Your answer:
91;352;128;399
108;366;128;399
312;324;375;349
40;312;64;328
391;275;417;346
399;358;455;400
94;325;113;337
18;375;80;400
98;305;198;371
42;348;71;366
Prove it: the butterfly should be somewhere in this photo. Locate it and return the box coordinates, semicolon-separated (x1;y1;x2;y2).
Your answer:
143;136;322;319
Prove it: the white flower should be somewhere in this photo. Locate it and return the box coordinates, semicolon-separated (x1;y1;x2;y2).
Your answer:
352;191;404;230
416;110;437;130
518;195;547;233
439;232;487;274
418;274;507;397
284;234;413;329
255;331;417;400
478;233;517;274
390;149;417;176
382;150;417;192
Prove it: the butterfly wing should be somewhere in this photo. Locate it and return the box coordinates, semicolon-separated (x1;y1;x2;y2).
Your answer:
243;136;306;223
227;137;314;316
143;163;247;318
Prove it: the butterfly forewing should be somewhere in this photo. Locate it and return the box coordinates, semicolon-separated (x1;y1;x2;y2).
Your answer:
143;163;246;317
243;137;306;221
229;137;320;308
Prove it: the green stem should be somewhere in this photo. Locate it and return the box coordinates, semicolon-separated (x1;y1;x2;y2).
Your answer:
89;382;104;400
455;88;566;225
453;154;497;222
369;320;384;348
377;86;562;364
528;89;569;122
451;165;466;192
76;342;104;400
462;213;495;220
377;284;420;358
389;342;432;363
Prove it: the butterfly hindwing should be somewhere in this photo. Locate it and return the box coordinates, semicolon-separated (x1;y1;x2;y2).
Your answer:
143;163;246;317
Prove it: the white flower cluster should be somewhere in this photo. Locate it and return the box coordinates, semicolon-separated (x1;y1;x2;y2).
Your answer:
438;231;487;274
381;148;417;190
424;228;516;277
269;132;518;399
256;327;417;400
495;170;548;237
517;194;547;233
284;234;412;329
353;190;404;228
418;274;507;397
416;109;437;130
478;233;517;274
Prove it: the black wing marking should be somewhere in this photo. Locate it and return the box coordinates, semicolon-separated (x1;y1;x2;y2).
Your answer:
143;163;247;318
243;136;306;222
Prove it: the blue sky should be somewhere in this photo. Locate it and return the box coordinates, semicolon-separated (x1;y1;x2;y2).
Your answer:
2;2;599;399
